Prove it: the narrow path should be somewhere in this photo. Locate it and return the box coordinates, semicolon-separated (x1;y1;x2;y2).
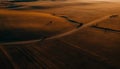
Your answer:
0;15;111;45
0;39;42;45
0;46;19;69
47;15;111;40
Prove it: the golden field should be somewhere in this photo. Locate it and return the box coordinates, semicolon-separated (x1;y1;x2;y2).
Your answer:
0;1;120;69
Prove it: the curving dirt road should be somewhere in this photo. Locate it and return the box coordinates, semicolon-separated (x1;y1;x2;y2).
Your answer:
0;15;112;45
47;15;111;40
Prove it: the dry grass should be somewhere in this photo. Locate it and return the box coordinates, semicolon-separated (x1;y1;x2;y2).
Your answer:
0;1;120;69
0;9;74;42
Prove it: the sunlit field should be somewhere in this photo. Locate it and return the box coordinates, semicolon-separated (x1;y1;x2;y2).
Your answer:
0;0;120;69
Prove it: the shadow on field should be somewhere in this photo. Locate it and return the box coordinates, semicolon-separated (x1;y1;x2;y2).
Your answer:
0;29;49;43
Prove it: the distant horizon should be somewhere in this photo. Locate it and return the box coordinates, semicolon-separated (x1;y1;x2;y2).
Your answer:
0;0;120;2
71;0;120;2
